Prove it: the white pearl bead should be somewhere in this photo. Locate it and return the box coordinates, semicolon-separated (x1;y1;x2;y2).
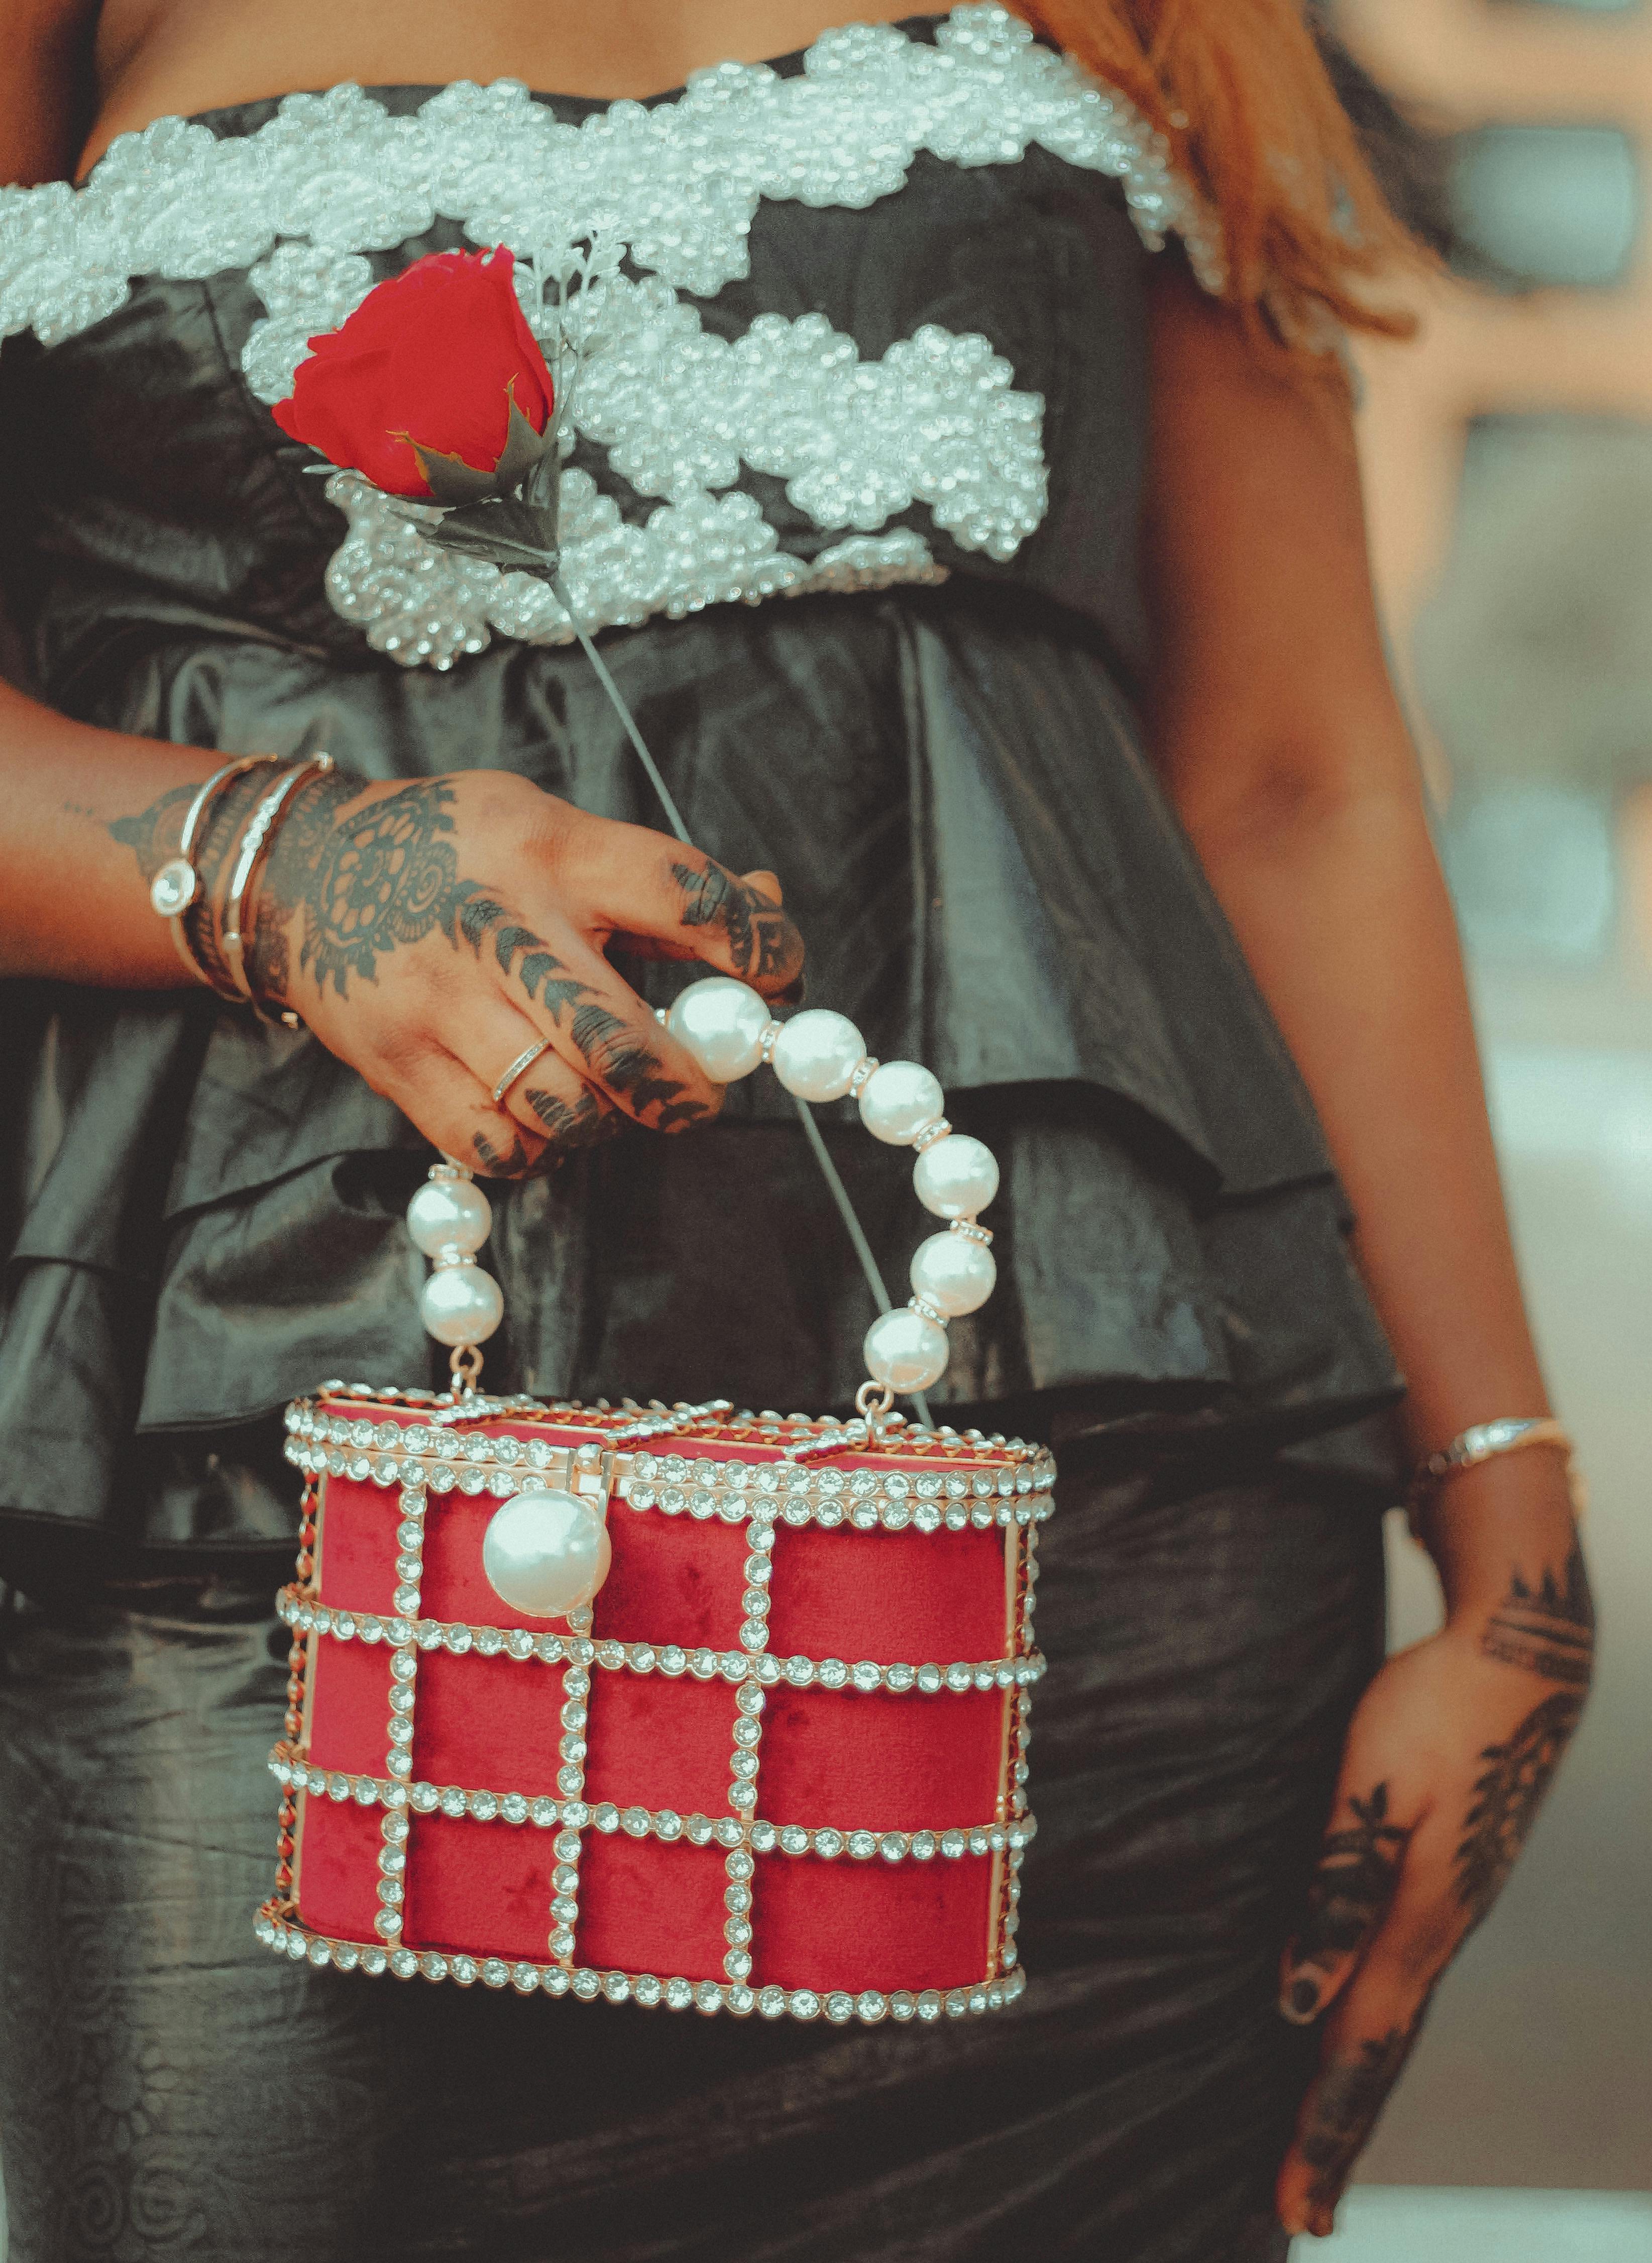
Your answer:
482;1489;611;1618
769;1010;865;1103
910;1230;997;1316
863;1305;950;1393
406;1176;492;1258
666;977;774;1083
913;1133;1000;1220
858;1060;944;1145
418;1260;505;1346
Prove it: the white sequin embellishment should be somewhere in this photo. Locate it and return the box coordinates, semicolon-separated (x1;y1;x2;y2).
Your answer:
0;6;1221;661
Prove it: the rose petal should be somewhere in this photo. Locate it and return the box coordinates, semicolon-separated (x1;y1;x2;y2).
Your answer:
271;245;555;498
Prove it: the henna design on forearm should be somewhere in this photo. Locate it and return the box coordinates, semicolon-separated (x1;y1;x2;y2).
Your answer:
1454;1687;1583;1928
1282;1782;1412;2024
672;859;797;984
1478;1536;1595;1690
108;782;197;880
1300;2005;1428;2217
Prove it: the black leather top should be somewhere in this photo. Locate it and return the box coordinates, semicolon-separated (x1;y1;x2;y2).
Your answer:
0;52;1402;1580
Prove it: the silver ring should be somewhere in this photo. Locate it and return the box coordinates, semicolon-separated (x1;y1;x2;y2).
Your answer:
491;1039;551;1108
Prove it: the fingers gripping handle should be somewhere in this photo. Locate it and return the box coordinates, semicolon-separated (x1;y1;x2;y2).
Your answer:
406;981;999;1407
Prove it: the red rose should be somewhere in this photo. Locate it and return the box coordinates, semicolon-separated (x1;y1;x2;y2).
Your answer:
272;247;555;500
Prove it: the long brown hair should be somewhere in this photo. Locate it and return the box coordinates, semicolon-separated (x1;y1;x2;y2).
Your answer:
1005;0;1426;349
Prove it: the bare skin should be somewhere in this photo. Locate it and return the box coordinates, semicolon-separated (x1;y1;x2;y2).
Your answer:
1144;269;1589;2237
1;0;1590;2234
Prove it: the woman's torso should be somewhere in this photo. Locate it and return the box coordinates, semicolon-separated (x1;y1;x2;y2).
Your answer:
0;7;1403;1580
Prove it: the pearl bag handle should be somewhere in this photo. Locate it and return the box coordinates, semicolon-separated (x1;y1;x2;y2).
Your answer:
408;994;999;1406
406;571;1000;1411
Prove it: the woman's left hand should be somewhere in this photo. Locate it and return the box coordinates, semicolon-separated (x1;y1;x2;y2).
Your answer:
1274;1465;1594;2239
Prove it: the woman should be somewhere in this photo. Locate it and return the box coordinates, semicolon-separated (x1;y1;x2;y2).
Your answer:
0;2;1591;2257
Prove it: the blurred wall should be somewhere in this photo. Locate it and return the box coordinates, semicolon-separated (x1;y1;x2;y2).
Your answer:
1334;0;1652;2194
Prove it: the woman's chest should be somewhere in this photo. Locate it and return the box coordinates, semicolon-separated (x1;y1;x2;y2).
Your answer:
82;1;943;171
5;10;1191;666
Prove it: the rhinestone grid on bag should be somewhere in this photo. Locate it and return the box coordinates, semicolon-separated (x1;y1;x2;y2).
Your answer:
0;7;1221;666
264;1384;1048;2020
274;1583;1048;1692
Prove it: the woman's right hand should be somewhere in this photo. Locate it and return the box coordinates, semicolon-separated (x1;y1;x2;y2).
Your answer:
245;766;804;1175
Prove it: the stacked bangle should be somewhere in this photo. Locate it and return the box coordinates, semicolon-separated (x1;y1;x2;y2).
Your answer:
149;755;278;991
222;752;334;1014
149;748;332;1018
1408;1416;1584;1526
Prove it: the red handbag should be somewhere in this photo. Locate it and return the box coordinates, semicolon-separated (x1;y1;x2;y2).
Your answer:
263;1381;1051;2025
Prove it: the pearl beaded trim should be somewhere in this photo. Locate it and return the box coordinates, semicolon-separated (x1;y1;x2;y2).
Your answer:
0;7;1221;666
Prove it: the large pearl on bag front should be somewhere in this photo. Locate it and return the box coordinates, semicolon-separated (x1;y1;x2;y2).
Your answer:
863;1306;950;1393
667;978;774;1082
769;1010;865;1102
482;1488;612;1617
407;1177;493;1258
910;1230;997;1316
419;1260;505;1345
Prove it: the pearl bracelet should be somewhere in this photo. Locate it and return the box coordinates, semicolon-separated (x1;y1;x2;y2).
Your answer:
405;978;1000;1406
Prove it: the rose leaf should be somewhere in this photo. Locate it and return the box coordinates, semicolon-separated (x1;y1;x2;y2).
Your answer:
406;442;502;508
425;500;561;581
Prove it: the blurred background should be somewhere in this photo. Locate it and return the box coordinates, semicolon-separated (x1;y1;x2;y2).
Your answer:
1318;0;1652;2253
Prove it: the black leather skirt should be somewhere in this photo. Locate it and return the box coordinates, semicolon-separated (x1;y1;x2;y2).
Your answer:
0;1436;1383;2263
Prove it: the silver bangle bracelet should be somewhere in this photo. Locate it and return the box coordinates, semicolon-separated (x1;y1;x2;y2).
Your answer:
221;752;334;1013
1408;1416;1585;1524
148;754;278;993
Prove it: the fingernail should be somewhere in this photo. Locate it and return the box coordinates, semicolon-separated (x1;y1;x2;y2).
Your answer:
1310;2204;1338;2238
1279;1975;1321;2024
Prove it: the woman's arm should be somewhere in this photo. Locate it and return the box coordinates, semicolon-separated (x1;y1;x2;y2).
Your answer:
0;659;803;1172
1143;265;1591;2239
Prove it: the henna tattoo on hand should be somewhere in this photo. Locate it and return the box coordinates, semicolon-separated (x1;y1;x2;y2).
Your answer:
1479;1536;1595;1690
1300;2005;1428;2220
188;768;716;1134
672;859;798;984
472;1127;537;1178
450;903;709;1133
522;1085;624;1152
1282;1782;1412;2024
1454;1687;1583;1928
566;1002;710;1131
272;774;469;994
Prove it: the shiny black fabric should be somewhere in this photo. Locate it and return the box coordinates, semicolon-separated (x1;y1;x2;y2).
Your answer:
0;1445;1385;2263
0;47;1400;1575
